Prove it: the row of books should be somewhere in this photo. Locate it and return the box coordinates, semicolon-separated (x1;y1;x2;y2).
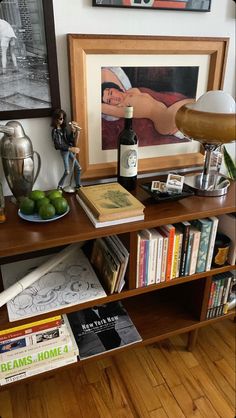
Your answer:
89;235;130;294
0;315;78;386
0;301;142;385
136;215;233;287
76;182;145;228
206;271;235;319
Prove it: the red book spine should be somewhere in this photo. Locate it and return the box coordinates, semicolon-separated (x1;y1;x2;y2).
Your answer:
160;225;175;281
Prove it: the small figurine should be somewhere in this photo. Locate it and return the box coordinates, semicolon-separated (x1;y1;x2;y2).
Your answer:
51;108;82;191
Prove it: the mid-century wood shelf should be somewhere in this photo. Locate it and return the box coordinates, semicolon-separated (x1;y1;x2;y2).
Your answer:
0;177;235;388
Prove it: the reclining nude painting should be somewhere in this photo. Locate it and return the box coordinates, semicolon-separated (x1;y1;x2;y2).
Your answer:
101;66;199;150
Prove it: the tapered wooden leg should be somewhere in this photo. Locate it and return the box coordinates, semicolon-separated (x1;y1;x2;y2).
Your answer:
187;329;199;351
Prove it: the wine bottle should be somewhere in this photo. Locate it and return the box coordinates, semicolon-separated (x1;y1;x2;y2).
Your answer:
117;106;138;191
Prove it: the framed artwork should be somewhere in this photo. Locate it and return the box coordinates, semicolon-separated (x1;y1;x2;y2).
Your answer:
0;0;60;119
67;35;228;180
92;1;211;12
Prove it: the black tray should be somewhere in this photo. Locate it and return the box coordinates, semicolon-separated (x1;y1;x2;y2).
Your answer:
140;181;194;202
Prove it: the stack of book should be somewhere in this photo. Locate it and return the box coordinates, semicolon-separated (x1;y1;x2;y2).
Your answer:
66;301;142;360
76;182;145;228
136;216;220;287
206;271;235;319
90;235;129;294
0;315;78;386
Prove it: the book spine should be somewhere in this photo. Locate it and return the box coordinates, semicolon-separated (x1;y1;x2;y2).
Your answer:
148;237;157;285
223;275;233;304
155;235;163;284
162;226;175;281
170;234;178;279
0;353;78;386
194;220;212;273
175;232;183;279
179;224;190;277
136;233;141;288
0;318;62;343
207;281;216;319
189;230;201;275
205;217;219;271
184;231;194;276
139;238;146;288
160;236;168;282
0;316;62;339
144;239;150;286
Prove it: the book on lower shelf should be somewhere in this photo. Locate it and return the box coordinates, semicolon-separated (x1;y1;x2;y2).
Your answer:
206;271;234;319
1;245;107;322
0;314;78;386
77;182;145;222
66;301;142;360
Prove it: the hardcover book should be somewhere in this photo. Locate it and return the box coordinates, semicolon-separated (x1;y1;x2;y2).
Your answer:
159;224;175;281
205;216;219;271
175;221;191;277
66;301;142;360
77;182;145;222
77;195;144;228
191;218;213;273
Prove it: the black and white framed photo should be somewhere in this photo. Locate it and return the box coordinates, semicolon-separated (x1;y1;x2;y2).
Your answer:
0;0;60;119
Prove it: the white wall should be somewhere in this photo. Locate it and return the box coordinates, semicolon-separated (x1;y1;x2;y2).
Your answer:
1;0;235;194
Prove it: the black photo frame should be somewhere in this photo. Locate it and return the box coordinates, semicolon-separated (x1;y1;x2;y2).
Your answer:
0;0;60;120
92;1;211;12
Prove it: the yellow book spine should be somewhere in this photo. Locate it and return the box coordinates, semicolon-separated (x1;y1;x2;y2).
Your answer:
0;316;62;336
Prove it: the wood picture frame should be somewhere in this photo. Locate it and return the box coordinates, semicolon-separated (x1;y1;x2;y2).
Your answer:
67;35;228;180
92;1;211;12
0;0;60;119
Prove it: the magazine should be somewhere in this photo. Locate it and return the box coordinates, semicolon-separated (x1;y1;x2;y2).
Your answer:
1;247;106;322
66;301;142;360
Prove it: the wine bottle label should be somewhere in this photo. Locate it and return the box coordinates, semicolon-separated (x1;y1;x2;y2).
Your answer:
119;144;138;177
124;106;133;119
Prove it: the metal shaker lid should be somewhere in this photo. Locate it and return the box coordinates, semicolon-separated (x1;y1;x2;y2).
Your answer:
0;121;33;159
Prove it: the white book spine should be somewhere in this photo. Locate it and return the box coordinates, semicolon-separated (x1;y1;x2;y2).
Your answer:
148;237;157;285
189;230;201;275
156;236;163;284
205;217;219;271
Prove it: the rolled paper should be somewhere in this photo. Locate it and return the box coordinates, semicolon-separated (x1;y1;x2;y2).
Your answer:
0;243;80;308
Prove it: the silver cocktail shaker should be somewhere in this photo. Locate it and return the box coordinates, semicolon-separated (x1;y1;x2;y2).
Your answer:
0;121;41;201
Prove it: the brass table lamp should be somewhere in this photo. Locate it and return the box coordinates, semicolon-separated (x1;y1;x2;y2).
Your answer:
175;90;236;196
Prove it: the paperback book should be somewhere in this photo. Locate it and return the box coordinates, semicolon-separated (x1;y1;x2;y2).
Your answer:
66;301;142;360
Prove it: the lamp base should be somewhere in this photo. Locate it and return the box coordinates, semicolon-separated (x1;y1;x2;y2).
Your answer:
184;173;231;196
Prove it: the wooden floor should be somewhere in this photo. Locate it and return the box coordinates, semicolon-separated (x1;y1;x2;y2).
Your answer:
0;319;235;418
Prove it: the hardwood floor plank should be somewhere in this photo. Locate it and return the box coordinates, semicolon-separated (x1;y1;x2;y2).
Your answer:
170;335;199;369
150;407;169;418
197;327;234;368
192;342;235;408
114;350;162;416
154;383;185;418
149;341;204;400
171;384;204;418
190;365;235;418
133;346;165;387
9;385;31;418
193;397;220;418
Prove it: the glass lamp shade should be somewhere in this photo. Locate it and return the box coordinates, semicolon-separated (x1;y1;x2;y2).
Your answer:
175;91;236;196
175;90;236;145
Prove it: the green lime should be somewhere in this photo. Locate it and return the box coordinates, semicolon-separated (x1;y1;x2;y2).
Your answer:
51;197;69;215
47;190;63;201
29;190;45;201
20;197;35;215
36;197;50;212
39;203;56;220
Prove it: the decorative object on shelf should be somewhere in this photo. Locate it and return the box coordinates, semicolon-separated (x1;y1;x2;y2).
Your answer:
212;233;231;267
51;109;82;193
0;0;60;120
0;121;41;202
92;0;211;12
68;34;228;180
140;179;194;202
175;90;236;196
222;145;236;180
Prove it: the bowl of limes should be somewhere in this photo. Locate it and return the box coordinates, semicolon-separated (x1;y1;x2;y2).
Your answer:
18;189;70;222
